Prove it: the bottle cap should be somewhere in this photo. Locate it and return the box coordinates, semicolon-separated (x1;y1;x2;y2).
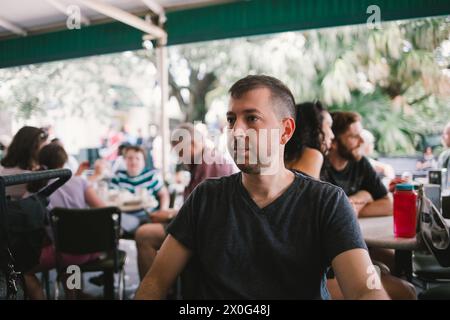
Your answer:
395;183;415;191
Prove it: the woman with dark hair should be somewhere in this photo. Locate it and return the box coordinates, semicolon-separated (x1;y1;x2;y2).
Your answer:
284;101;334;179
0;126;48;199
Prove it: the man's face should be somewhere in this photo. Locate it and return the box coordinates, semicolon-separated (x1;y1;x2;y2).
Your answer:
226;87;294;174
125;150;145;176
333;121;364;162
443;126;450;148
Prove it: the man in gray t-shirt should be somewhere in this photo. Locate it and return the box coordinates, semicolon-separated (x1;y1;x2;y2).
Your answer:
166;171;366;299
135;75;389;300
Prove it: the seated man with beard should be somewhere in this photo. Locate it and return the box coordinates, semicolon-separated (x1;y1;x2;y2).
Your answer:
134;123;236;280
321;112;393;217
321;112;415;299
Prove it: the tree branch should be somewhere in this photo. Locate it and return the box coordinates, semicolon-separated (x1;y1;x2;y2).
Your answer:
168;71;187;108
408;94;431;106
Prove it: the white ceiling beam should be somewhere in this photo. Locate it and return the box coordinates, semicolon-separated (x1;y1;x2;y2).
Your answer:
46;0;91;26
0;16;27;36
140;0;166;24
75;0;166;39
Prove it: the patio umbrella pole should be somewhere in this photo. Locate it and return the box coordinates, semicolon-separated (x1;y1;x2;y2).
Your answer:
157;35;169;182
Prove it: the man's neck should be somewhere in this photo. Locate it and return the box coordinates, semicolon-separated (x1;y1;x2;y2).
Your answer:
241;166;295;208
327;150;349;172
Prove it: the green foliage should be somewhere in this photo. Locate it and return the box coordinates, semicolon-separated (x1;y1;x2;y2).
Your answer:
172;17;450;155
0;51;156;123
0;16;449;156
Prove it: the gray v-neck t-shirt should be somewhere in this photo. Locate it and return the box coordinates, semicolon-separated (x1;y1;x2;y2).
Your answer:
167;171;366;299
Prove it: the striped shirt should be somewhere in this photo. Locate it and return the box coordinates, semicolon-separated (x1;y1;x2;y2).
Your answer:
111;168;164;196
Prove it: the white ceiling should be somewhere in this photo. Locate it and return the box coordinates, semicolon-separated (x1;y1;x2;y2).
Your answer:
0;0;219;39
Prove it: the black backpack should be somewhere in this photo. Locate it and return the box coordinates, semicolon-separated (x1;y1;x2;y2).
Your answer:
5;194;49;272
0;169;71;299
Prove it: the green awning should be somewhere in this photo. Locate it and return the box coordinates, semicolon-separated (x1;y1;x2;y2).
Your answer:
1;0;449;68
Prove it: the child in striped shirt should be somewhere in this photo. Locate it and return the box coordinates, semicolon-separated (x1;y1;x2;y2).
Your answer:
111;145;170;232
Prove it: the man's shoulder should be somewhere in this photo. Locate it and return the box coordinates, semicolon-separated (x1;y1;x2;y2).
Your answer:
184;172;239;207
350;156;376;175
195;172;240;191
191;171;345;202
294;171;345;198
353;156;371;168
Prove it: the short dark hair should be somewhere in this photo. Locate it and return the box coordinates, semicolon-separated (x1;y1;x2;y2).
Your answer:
285;101;326;163
118;143;131;155
123;145;147;160
229;75;296;119
1;126;48;170
38;143;68;169
331;111;362;137
27;143;67;193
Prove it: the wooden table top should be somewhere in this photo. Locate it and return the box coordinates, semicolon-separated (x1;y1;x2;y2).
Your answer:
358;216;421;251
103;191;157;212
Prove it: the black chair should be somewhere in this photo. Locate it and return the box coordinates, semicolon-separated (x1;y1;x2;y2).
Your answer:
413;251;450;287
418;284;450;300
50;207;126;299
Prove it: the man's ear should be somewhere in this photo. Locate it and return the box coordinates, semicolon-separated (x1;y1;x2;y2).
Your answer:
281;117;295;145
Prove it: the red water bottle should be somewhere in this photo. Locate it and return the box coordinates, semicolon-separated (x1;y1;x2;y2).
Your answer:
393;183;417;238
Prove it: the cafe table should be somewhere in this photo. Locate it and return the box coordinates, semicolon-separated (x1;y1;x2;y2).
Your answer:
358;216;423;281
104;193;158;212
105;197;157;212
100;189;159;236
